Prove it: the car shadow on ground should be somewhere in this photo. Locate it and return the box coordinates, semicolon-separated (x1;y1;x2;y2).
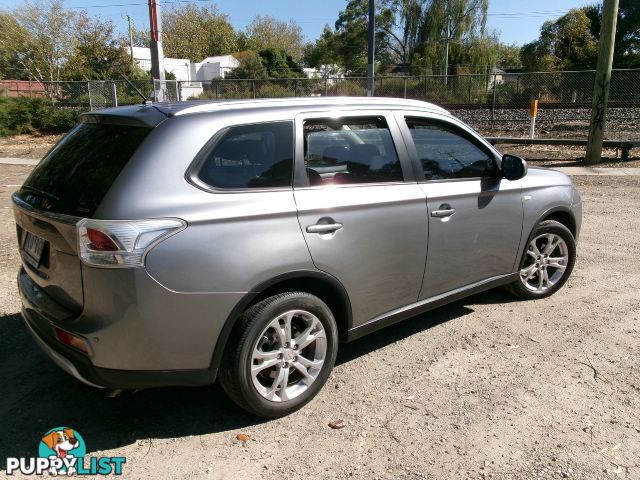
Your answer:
0;288;516;462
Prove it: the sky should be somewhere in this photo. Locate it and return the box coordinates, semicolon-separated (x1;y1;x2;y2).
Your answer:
0;0;594;46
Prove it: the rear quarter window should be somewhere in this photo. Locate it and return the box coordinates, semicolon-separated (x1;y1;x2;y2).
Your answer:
194;121;294;190
18;123;151;217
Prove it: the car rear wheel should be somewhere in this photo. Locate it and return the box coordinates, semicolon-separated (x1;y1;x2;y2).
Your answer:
219;292;338;418
507;220;576;299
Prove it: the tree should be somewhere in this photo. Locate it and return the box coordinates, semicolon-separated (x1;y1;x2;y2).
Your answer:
303;25;343;71
10;0;77;87
228;49;303;79
379;0;425;65
63;12;138;80
243;15;305;61
0;14;31;79
162;4;237;61
131;24;150;48
412;0;489;75
494;43;522;68
585;0;640;68
227;51;268;79
333;0;397;74
520;9;598;71
259;48;304;78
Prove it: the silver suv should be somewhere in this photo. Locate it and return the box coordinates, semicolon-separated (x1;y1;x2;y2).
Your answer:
14;97;582;417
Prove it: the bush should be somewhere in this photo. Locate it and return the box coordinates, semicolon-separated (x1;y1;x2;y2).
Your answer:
0;97;80;137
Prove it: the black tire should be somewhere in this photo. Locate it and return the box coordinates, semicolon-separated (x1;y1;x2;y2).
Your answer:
506;219;576;300
219;291;338;418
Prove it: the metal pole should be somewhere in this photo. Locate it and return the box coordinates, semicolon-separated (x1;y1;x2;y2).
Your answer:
123;14;135;66
585;0;619;165
148;0;165;82
403;77;407;99
444;15;450;85
110;81;118;107
366;0;375;96
491;71;497;130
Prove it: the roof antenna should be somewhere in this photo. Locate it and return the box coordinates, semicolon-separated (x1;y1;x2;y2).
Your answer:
119;73;152;104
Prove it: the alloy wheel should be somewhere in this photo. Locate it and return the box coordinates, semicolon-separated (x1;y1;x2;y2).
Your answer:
250;310;327;402
519;233;569;293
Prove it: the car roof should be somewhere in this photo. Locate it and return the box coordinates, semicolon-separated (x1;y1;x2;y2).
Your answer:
154;97;449;117
83;97;450;128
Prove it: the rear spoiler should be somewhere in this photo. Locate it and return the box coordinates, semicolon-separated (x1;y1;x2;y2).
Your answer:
79;105;169;128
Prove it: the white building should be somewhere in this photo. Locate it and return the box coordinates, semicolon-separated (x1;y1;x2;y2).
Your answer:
192;55;240;81
129;48;240;100
303;64;344;80
130;47;191;81
130;48;239;82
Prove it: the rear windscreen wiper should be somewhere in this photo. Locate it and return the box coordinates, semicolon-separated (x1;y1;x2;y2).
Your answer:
21;185;60;201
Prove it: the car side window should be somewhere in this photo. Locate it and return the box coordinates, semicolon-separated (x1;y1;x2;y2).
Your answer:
405;117;496;180
303;116;403;186
197;121;293;189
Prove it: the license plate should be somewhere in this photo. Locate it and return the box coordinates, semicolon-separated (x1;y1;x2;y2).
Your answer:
23;231;45;267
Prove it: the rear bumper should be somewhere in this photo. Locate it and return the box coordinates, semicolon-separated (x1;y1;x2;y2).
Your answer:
18;268;216;389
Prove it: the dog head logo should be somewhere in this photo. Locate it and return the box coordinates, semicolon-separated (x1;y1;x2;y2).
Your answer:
38;426;87;474
41;428;80;459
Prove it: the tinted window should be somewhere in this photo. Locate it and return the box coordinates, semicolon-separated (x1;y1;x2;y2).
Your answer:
197;122;293;189
405;118;495;180
18;122;151;216
304;116;403;185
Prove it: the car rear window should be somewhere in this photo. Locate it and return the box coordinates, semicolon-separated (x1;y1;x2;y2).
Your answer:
17;122;151;217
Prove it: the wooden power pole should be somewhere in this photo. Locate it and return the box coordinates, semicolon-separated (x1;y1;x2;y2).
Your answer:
122;14;135;66
148;0;165;82
585;0;619;165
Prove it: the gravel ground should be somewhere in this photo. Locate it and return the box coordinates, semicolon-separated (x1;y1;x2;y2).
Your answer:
1;166;639;480
455;108;640;142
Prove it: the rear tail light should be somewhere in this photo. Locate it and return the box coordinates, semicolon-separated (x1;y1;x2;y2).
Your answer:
86;228;118;251
77;218;185;268
54;327;92;356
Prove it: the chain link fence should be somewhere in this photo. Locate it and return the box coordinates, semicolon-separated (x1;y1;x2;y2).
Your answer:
1;69;639;139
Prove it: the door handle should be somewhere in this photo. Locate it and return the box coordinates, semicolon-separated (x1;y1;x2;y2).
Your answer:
431;208;456;218
306;223;343;234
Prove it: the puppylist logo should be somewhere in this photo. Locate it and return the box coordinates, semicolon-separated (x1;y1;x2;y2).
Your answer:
6;427;126;476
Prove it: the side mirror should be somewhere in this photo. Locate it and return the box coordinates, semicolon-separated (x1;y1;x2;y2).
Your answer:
501;154;528;181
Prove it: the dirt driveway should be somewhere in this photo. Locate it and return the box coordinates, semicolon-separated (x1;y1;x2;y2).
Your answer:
0;166;638;480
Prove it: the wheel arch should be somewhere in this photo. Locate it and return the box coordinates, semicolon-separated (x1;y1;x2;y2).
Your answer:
539;207;577;237
208;270;352;379
513;205;577;273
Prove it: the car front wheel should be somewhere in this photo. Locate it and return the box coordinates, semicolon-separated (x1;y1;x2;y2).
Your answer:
507;219;576;299
219;291;338;418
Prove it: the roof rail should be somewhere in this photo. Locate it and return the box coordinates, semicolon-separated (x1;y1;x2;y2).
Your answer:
169;96;448;117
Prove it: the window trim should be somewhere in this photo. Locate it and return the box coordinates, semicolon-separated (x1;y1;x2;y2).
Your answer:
396;112;502;183
185;120;296;194
293;110;417;189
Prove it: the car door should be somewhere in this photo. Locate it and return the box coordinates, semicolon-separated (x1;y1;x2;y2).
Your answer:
293;111;428;327
396;111;525;299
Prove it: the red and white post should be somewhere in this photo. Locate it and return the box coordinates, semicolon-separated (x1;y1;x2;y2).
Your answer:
529;99;538;139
